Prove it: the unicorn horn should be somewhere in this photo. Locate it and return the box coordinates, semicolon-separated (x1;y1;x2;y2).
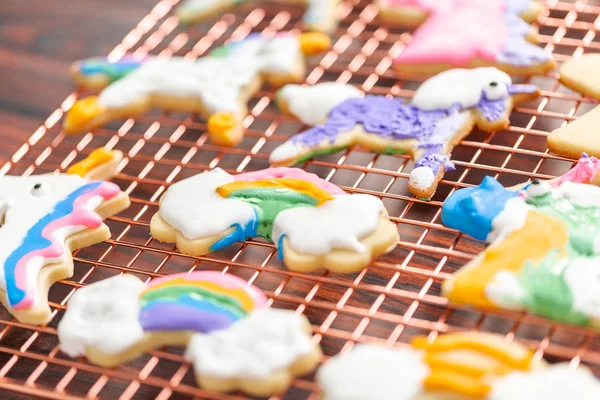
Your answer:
63;96;106;135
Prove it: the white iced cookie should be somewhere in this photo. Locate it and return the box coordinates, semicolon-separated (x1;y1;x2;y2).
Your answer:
186;308;322;396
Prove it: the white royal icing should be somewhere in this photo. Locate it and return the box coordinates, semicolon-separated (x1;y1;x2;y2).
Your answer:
485;270;527;310
98;35;300;115
185;308;313;379
269;140;308;164
58;274;145;357
563;257;600;320
272;194;384;255
411;67;512;111
489;364;600;400
159;168;255;240
409;166;436;190
279;83;361;125
554;181;600;208
0;175;103;299
487;196;530;243
317;344;428;400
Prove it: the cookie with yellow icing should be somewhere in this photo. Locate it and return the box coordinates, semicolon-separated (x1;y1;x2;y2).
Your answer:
67;148;123;181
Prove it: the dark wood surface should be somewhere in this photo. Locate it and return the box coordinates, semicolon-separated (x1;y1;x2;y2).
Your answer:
0;0;152;162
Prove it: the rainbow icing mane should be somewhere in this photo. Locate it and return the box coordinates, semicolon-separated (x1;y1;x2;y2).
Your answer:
138;271;268;333
76;55;145;85
208;167;345;253
1;177;121;310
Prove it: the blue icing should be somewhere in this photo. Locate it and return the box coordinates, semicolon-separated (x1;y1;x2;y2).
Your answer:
209;208;259;252
79;57;143;82
277;234;286;260
142;295;241;321
5;181;102;307
441;176;519;241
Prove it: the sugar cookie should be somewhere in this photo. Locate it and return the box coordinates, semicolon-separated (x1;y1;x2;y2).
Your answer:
150;167;398;273
270;67;539;199
559;54;600;100
176;0;342;34
186;308;321;396
58;272;267;367
67;148;124;181
377;0;555;76
64;32;331;146
318;332;600;400
548;106;600;160
0;175;129;324
441;159;600;328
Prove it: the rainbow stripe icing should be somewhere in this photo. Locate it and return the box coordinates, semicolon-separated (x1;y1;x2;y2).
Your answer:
76;55;145;84
138;271;267;333
0;175;122;310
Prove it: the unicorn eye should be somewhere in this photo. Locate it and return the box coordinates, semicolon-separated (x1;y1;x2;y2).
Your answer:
525;179;551;198
31;183;50;197
484;81;508;101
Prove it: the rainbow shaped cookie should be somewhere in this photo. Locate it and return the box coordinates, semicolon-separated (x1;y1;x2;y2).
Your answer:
58;273;321;396
441;155;600;329
377;0;555;75
0;174;129;324
271;68;539;199
176;0;341;34
150;167;398;273
64;32;331;146
318;332;600;399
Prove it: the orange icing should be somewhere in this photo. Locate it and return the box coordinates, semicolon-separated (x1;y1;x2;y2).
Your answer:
216;178;335;205
64;96;104;131
299;32;332;55
446;211;569;308
423;368;491;398
207;112;238;146
67;148;114;177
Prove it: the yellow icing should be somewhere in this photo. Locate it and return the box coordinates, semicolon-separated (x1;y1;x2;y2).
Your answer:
423;368;491;398
298;32;332;55
446;211;569;309
424;350;511;378
216;178;335;205
207;112;238;146
139;277;257;312
64;96;104;131
67;148;114;177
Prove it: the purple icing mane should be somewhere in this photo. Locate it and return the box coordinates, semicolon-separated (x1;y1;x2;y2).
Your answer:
291;91;510;175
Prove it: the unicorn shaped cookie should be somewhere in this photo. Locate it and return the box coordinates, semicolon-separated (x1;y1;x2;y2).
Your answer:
441;155;600;329
377;0;556;75
271;67;539;199
150;167;398;273
64;32;331;146
58;272;322;396
318;332;600;400
0;174;129;324
176;0;341;34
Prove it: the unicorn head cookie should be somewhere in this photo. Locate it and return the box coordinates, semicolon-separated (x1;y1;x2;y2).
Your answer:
64;32;331;146
271;67;539;199
0;174;129;324
377;0;556;75
442;155;600;328
150;167;398;273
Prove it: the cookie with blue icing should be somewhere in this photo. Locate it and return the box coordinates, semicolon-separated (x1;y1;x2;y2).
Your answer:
271;67;539;199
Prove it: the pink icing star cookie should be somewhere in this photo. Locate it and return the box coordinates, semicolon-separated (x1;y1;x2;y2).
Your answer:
0;174;129;324
150;167;398;273
377;0;556;75
64;32;331;147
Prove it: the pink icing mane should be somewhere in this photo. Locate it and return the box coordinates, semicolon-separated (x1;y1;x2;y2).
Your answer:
14;182;120;310
234;167;346;195
391;0;508;65
554;154;600;186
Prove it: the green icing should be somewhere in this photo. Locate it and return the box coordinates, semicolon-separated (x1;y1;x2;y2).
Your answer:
140;285;245;317
373;146;406;155
297;146;348;164
518;250;588;326
225;188;318;240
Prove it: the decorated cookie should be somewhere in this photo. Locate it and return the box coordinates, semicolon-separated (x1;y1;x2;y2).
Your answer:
58;271;267;367
67;148;124;181
176;0;342;34
441;157;600;328
0;175;129;324
270;67;539;199
150;167;398;273
377;0;555;76
318;332;600;400
186;308;321;396
559;54;600;100
64;32;331;146
548;106;600;160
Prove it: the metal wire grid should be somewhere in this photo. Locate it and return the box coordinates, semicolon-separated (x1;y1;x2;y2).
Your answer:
1;0;600;398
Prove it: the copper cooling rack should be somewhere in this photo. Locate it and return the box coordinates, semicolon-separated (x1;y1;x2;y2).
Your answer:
1;0;600;398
